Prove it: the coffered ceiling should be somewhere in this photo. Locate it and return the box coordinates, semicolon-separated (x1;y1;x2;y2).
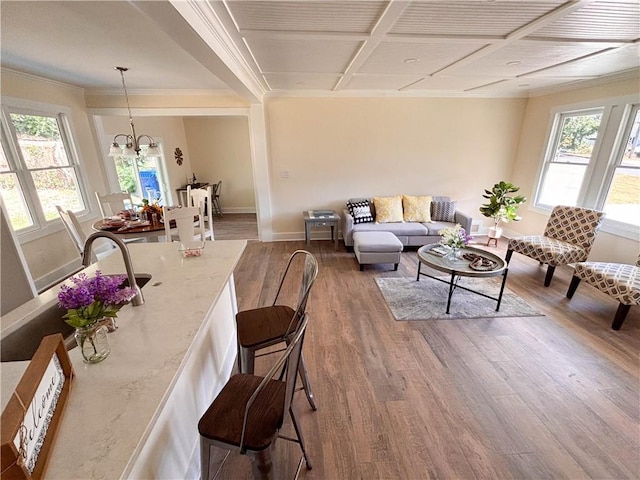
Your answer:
1;0;639;99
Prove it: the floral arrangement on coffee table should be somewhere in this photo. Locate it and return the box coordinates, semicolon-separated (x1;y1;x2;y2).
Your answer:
438;224;472;250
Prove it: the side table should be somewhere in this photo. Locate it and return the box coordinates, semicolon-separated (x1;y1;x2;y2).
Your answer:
303;210;340;250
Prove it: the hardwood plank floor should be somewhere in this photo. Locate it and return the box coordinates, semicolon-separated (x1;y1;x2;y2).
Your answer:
211;235;639;479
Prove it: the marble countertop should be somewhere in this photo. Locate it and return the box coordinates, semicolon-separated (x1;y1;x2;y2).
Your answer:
1;240;246;479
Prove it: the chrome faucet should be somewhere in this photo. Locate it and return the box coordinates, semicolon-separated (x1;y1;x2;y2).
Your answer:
83;231;144;306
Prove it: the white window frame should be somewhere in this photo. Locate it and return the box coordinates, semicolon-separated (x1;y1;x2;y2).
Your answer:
0;97;92;243
532;94;640;240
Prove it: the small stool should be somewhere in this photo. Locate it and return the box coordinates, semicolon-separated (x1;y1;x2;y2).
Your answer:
353;231;403;271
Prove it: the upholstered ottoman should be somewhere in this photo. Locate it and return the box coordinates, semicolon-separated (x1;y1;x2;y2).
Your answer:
353;231;403;271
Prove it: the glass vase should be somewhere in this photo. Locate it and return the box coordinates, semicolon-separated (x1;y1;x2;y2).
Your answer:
75;323;111;364
446;245;462;260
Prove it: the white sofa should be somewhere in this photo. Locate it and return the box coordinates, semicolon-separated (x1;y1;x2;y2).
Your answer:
342;196;473;249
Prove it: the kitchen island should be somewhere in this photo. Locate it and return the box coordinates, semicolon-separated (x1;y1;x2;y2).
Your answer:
0;240;246;479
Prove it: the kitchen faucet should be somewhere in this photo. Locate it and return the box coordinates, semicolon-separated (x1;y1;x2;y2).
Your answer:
82;231;144;306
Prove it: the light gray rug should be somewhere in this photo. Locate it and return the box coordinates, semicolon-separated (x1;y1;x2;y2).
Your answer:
375;277;543;321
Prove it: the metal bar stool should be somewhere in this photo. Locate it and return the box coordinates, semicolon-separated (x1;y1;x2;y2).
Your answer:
236;250;318;411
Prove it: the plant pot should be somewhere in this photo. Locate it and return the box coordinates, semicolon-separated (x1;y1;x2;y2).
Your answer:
488;227;503;239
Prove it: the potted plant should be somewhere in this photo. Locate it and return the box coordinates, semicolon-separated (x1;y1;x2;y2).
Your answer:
479;181;527;240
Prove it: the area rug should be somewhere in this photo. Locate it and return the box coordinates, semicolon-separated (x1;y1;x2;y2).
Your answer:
375;277;543;321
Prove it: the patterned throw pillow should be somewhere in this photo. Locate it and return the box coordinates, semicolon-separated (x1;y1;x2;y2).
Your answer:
431;200;456;222
373;195;404;223
402;195;432;222
347;200;374;224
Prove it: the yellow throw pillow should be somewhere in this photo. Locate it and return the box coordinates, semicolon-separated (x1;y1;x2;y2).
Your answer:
373;195;404;223
402;195;433;222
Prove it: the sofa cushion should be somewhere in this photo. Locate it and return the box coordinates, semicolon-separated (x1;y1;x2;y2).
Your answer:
347;200;374;224
354;222;428;236
431;200;456;222
426;221;457;235
402;195;432;223
373;195;403;223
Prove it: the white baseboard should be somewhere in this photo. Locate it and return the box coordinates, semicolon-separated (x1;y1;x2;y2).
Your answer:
219;207;256;214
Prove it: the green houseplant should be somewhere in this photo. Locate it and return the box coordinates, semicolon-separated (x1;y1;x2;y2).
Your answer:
479;181;527;239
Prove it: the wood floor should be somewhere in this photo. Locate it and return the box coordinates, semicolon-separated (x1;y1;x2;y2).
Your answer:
212;229;640;479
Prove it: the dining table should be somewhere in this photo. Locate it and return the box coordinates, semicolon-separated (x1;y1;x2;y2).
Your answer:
92;217;170;242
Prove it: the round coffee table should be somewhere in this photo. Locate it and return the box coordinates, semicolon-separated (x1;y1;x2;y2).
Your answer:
416;244;508;314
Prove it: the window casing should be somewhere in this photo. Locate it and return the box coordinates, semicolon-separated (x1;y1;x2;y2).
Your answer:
534;96;640;240
0;97;90;242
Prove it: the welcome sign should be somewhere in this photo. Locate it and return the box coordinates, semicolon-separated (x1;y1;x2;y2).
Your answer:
1;334;74;479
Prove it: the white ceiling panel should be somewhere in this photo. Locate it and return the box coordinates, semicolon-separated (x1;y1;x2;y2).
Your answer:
360;42;484;75
525;44;640;77
226;0;386;33
245;38;361;73
389;1;567;36
469;76;594;95
453;41;610;76
529;0;640;41
344;74;425;90
404;75;513;92
264;73;341;90
1;1;638;98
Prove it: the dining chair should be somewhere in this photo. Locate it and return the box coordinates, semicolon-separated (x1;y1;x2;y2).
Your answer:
95;191;135;218
95;192;145;244
566;255;640;330
187;184;214;240
162;205;205;250
235;250;318;410
212;180;223;218
56;205;96;263
198;313;312;480
505;205;605;287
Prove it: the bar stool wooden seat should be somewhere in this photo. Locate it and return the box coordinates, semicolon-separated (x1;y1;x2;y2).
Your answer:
198;314;312;479
236;250;318;411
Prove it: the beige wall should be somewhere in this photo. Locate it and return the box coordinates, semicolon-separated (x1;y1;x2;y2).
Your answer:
510;77;640;263
265;96;527;237
86;93;249;109
183;117;255;212
100;115;193;205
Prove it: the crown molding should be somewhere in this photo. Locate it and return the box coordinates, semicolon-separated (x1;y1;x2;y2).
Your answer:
1;67;86;93
264;89;528;99
85;87;239;96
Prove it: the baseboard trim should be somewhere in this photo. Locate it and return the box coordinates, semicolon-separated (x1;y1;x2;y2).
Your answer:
219;207;256;214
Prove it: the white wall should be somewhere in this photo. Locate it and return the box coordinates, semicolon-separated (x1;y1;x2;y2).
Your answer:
264;96;528;238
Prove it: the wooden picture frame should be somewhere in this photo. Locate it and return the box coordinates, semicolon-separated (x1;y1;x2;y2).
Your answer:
1;334;74;479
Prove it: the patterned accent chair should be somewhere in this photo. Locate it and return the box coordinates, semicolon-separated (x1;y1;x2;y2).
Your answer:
566;256;640;330
505;205;605;287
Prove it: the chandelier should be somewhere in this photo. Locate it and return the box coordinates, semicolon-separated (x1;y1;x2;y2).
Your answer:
107;67;160;158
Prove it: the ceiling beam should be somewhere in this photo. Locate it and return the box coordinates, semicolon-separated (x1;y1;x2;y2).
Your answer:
333;0;411;91
130;0;266;103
